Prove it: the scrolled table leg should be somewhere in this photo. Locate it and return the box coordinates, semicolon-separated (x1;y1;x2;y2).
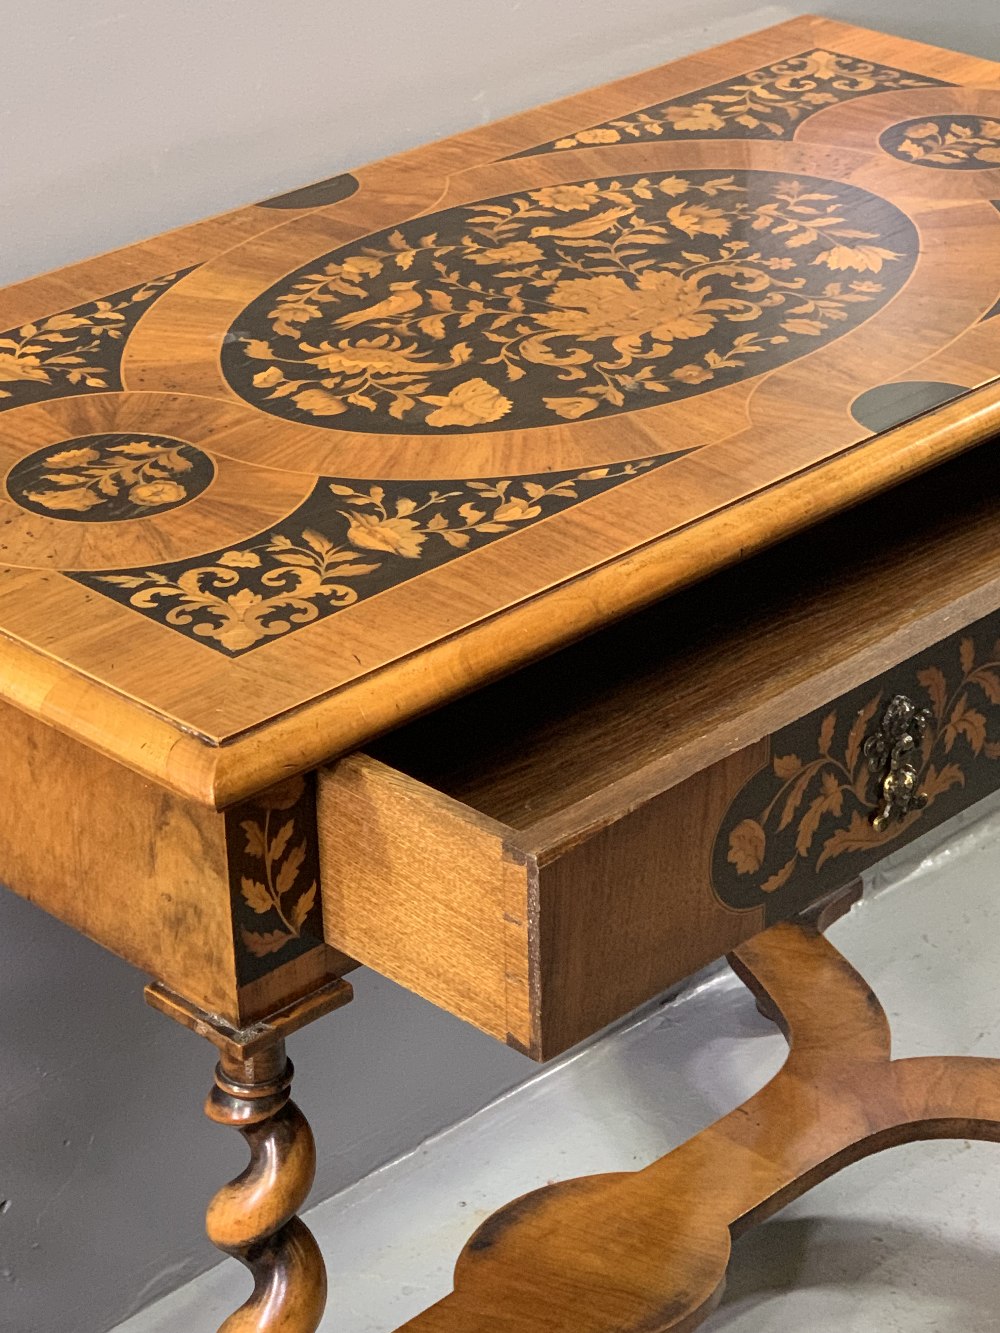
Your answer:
145;978;350;1332
204;1040;327;1333
204;1045;326;1327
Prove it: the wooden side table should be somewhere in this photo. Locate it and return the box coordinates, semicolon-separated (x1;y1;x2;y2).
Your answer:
3;15;1000;1330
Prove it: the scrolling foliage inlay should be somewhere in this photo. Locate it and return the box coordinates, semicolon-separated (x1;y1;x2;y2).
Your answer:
712;619;1000;922
225;773;325;985
73;458;666;653
0;269;196;412
511;49;950;158
223;171;916;434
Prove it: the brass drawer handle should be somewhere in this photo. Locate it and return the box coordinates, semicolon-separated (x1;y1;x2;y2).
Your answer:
863;694;932;832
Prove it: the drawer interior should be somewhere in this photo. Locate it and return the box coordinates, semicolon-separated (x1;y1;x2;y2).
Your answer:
368;438;1000;852
320;439;1000;1057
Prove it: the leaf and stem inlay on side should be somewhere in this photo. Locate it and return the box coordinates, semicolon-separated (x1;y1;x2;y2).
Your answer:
225;776;325;980
0;270;195;412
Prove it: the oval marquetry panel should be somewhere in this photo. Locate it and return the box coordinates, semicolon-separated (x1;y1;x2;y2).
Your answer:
221;169;917;435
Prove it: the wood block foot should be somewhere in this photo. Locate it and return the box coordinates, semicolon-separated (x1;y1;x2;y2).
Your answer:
396;917;1000;1331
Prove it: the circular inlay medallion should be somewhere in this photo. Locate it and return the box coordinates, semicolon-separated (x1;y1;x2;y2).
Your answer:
880;115;1000;169
222;169;918;435
5;433;214;521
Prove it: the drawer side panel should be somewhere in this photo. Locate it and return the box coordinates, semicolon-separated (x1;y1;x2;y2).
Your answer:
535;742;767;1058
317;755;531;1045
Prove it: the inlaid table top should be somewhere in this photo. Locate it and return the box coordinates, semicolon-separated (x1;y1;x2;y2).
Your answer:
3;14;1000;806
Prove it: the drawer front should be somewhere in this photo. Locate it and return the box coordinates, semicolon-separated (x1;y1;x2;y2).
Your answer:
317;605;1000;1061
710;616;1000;923
533;607;1000;1056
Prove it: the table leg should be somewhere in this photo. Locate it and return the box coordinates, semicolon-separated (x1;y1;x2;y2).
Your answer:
205;1041;326;1332
146;976;351;1333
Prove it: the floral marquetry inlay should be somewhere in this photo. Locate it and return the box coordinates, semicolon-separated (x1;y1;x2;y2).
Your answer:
0;269;195;412
6;434;214;522
72;458;667;653
712;624;1000;923
511;49;950;157
223;171;917;433
224;774;325;985
880;115;1000;169
0;14;997;810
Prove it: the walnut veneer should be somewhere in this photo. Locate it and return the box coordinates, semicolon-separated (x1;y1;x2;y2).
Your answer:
3;15;1000;1331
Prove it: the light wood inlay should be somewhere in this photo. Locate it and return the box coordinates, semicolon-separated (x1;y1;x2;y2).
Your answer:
1;16;1000;804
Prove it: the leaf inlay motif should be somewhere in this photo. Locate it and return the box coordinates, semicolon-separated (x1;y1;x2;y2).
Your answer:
222;171;916;434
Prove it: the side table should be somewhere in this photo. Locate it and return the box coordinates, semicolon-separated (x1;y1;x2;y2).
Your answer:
2;14;1000;1329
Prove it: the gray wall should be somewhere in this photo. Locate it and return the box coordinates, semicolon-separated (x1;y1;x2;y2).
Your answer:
0;3;996;1331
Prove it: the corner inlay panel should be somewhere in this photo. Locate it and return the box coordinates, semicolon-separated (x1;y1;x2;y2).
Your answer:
849;381;971;433
224;773;326;985
256;171;360;211
510;49;951;158
0;269;196;412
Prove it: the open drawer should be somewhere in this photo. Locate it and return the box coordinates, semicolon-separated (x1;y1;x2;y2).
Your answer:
317;443;1000;1059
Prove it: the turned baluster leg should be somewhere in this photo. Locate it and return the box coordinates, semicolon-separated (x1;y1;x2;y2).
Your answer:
205;1041;326;1332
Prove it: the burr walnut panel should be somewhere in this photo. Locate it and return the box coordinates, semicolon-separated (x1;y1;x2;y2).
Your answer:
1;16;1000;802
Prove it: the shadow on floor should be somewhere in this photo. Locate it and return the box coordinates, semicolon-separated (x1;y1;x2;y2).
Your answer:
713;1215;1000;1327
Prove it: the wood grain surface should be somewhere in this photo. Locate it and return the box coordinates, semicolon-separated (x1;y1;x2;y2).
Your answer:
0;690;354;1023
395;913;1000;1331
2;16;1000;804
317;444;1000;1057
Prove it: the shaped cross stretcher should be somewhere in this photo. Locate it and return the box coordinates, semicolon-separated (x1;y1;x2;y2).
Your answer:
396;901;1000;1332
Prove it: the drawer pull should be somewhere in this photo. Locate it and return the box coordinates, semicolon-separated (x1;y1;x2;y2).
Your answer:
863;694;932;832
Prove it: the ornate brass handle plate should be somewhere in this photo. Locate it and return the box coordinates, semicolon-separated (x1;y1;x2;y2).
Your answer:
863;694;932;832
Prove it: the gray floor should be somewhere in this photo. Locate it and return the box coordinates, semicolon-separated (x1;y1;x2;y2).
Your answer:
116;794;1000;1332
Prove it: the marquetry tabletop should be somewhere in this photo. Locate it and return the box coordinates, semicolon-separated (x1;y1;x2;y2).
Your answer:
3;14;1000;805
